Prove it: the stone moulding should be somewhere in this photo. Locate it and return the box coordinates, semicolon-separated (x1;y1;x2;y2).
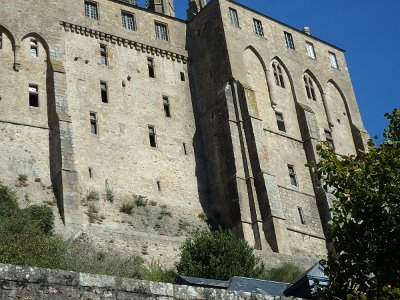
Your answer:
61;21;188;64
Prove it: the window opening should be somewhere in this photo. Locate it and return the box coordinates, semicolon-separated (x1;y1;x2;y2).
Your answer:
306;41;316;59
155;22;168;40
100;81;108;103
304;75;316;101
288;165;298;186
284;32;295;50
121;11;135;30
88;168;93;178
157;180;161;191
324;130;335;149
329;51;338;69
0;33;3;49
90;112;98;135
275;112;286;132
148;125;157;147
85;1;98;20
163;96;171;118
30;38;38;57
229;8;239;27
28;84;39;107
180;72;185;81
100;44;108;65
272;62;285;88
147;57;155;78
253;19;264;36
183;143;187;155
298;207;306;224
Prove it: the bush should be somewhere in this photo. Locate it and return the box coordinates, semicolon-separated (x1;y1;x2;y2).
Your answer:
120;202;134;215
23;205;55;234
0;185;19;217
260;263;302;283
134;194;148;207
18;174;28;186
81;189;100;206
176;228;262;280
140;262;177;283
104;180;114;202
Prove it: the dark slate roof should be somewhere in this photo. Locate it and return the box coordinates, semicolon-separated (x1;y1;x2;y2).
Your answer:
177;276;229;289
284;262;329;299
228;276;289;296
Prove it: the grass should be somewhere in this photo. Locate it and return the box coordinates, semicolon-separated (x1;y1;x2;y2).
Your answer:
198;212;208;222
120;202;134;215
81;189;100;206
259;263;303;283
18;174;28;187
104;179;115;202
86;203;103;224
134;194;148;207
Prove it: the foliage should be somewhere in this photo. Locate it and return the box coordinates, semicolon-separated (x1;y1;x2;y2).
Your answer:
317;109;400;298
134;194;148;207
140;261;177;283
17;174;28;186
104;179;115;202
86;203;104;224
120;201;134;215
22;204;55;234
176;228;262;280
198;212;208;222
0;185;19;218
81;189;100;206
260;263;302;283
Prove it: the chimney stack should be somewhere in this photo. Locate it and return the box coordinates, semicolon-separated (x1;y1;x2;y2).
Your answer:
302;26;311;35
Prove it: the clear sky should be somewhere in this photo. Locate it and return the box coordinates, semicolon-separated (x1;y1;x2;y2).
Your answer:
139;0;400;141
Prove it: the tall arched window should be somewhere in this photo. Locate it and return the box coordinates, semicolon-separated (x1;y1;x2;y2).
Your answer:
272;62;285;88
304;75;316;101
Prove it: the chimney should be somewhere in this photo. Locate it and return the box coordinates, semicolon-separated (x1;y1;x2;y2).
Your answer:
302;26;311;35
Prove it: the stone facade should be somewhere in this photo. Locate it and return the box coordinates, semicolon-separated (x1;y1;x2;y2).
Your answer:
0;0;368;259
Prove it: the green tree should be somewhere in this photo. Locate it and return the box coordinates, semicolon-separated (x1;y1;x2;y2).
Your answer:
317;109;400;299
176;228;262;280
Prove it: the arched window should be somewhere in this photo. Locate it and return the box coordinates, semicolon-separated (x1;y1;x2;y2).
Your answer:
272;62;285;88
304;75;316;100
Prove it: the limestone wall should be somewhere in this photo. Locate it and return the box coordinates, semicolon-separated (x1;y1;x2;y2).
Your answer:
0;264;292;300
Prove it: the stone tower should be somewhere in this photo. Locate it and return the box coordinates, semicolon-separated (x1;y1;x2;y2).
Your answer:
187;0;207;19
147;0;175;17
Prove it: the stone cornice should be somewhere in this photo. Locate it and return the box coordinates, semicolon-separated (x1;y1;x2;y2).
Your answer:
60;21;188;64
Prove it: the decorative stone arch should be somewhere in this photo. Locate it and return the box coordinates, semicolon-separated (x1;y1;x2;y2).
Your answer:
243;45;269;78
303;69;334;127
21;32;51;61
327;79;352;121
0;24;16;51
270;56;298;103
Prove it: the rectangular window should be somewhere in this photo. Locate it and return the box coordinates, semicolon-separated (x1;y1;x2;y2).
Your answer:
100;44;107;66
183;143;187;155
28;84;39;107
297;207;306;224
100;81;108;103
275;112;286;132
180;72;185;81
306;41;316;59
30;38;38;57
85;1;98;20
324;130;335;149
155;22;168;40
288;165;298;187
253;19;264;37
229;8;239;27
147;57;155;78
157;180;161;191
329;51;338;69
284;32;295;50
163;96;171;118
0;33;3;49
121;11;135;31
90;112;98;135
148;126;157;147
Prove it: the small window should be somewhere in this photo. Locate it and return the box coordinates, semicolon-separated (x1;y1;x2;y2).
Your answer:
100;44;108;66
306;41;316;59
90;112;98;135
100;81;108;103
148;125;157;147
147;57;155;78
329;52;338;69
121;11;135;31
85;1;98;20
163;96;171;118
253;19;264;37
0;33;3;49
324;130;335;149
275;112;286;132
229;8;239;27
155;22;168;40
284;32;295;50
288;165;298;187
88;167;93;178
304;75;316;101
180;72;185;81
28;84;39;107
183;143;187;155
30;38;38;58
272;62;285;88
297;207;306;224
156;180;161;191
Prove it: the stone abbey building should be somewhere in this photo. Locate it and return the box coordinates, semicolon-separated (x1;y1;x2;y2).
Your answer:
0;0;369;258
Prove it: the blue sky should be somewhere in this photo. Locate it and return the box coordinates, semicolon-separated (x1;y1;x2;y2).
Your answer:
140;0;400;141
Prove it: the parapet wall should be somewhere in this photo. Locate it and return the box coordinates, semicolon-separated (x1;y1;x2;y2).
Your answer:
0;263;293;300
